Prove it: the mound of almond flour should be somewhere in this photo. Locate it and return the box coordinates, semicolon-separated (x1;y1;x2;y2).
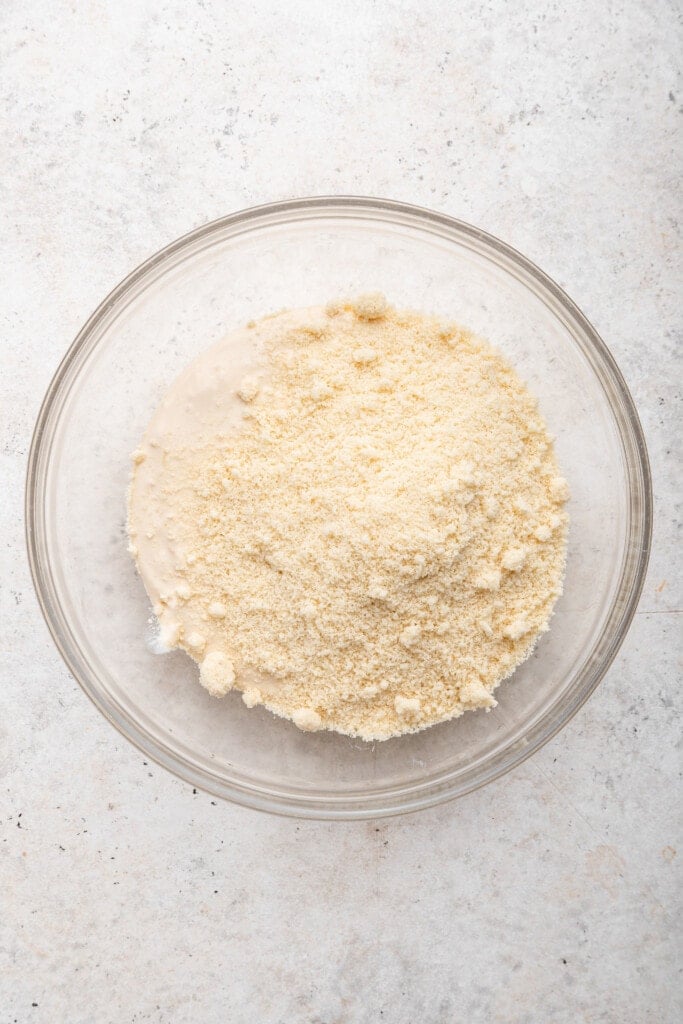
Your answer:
128;295;568;740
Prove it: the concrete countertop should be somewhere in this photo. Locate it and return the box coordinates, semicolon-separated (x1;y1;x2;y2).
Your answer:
1;2;680;1022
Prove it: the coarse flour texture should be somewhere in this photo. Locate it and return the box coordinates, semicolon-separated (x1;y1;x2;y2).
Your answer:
128;295;568;740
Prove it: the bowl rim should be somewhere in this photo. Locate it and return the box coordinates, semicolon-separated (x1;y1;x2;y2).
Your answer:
25;195;653;819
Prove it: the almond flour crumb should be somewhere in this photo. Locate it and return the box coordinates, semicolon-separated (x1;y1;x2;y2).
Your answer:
199;650;235;696
399;624;422;648
242;687;262;708
501;547;527;572
292;708;323;731
350;292;388;321
128;296;568;740
237;375;260;403
394;695;421;717
207;601;226;618
185;631;206;651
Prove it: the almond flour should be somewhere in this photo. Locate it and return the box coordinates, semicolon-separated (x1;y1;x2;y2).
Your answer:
127;296;568;740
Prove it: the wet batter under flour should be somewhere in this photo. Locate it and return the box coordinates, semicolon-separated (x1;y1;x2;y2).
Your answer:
127;294;568;740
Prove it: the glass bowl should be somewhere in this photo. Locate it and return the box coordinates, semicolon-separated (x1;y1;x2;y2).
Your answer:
26;197;651;819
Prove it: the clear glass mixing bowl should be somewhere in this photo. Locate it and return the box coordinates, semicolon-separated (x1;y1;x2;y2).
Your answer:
26;197;651;818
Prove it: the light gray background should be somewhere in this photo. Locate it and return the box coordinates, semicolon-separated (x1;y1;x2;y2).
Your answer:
1;2;680;1022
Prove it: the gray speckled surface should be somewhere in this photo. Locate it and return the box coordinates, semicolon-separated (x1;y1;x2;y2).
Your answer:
1;2;681;1022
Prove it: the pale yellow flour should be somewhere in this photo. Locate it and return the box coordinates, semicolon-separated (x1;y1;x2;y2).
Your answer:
128;296;568;740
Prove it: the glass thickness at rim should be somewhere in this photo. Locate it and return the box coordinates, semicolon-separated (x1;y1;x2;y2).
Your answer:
25;196;652;819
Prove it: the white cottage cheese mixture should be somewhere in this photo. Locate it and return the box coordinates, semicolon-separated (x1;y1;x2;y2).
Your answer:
127;295;568;740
